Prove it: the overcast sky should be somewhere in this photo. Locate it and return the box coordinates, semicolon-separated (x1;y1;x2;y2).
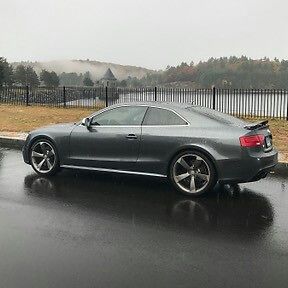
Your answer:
0;0;287;69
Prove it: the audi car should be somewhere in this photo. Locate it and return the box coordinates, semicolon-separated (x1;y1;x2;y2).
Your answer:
22;102;278;196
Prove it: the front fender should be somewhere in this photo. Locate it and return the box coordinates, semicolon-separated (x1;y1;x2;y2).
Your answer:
23;132;71;165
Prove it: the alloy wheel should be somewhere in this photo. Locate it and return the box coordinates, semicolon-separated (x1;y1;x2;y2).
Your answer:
31;141;56;174
172;153;210;194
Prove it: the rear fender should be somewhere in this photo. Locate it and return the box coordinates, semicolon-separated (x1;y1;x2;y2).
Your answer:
167;144;221;176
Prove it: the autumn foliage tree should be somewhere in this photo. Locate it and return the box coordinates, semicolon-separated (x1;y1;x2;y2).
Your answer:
139;56;288;89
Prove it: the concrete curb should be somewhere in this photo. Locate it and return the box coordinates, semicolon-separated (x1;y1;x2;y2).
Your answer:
272;162;288;177
278;162;288;168
1;136;288;169
0;136;25;149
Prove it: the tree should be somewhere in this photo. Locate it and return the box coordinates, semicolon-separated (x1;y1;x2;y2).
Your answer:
136;56;288;88
83;76;94;86
49;71;60;87
14;65;26;85
118;80;127;87
59;72;83;86
82;71;94;86
40;70;59;87
14;65;40;87
0;57;14;86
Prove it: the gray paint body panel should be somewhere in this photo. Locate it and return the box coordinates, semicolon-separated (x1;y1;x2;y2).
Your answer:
22;102;278;183
69;125;142;170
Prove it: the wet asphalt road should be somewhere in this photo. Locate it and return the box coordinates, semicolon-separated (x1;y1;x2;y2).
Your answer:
0;148;288;288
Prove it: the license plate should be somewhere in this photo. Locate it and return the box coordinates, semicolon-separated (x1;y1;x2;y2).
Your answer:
265;137;272;148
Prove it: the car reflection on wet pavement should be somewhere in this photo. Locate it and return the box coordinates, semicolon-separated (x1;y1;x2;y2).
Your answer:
23;172;274;240
0;148;287;288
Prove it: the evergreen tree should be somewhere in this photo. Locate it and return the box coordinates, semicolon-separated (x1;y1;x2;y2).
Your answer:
40;70;59;87
83;76;94;86
14;65;39;87
59;72;83;86
0;57;14;86
82;71;94;86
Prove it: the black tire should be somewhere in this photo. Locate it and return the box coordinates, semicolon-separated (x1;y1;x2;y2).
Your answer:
169;150;217;196
29;138;60;176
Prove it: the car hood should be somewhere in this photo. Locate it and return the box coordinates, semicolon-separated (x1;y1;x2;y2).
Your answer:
31;122;76;134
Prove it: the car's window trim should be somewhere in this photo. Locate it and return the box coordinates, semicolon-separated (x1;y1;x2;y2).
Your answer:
81;104;190;127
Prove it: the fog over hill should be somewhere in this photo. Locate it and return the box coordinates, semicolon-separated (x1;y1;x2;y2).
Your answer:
11;59;154;80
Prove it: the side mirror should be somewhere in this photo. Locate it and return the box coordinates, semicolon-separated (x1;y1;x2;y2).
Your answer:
82;117;91;128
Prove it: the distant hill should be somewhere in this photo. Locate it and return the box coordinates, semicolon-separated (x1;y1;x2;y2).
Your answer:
11;59;154;80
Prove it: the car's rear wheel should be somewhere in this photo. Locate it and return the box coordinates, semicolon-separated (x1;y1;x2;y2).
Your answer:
169;150;217;196
30;139;60;176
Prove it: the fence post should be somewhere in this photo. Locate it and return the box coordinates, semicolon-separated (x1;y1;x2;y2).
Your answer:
63;86;66;108
286;92;288;121
154;87;157;101
212;86;216;110
105;86;108;107
25;85;29;106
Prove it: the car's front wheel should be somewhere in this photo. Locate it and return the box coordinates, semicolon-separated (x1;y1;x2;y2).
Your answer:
30;139;60;176
169;150;217;196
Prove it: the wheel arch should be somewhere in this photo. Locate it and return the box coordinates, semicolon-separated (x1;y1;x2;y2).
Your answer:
167;145;219;179
27;135;58;164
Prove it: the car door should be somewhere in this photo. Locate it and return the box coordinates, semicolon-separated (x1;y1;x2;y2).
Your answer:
138;106;189;175
69;105;148;170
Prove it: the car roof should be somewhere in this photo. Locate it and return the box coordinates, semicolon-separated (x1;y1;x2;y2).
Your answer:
107;102;246;128
109;101;194;111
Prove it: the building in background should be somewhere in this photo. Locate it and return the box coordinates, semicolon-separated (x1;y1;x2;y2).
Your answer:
101;68;117;87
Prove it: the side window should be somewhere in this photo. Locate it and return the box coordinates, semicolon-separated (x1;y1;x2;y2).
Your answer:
91;106;147;126
143;107;187;126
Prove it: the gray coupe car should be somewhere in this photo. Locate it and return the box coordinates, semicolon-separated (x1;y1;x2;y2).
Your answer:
22;102;278;196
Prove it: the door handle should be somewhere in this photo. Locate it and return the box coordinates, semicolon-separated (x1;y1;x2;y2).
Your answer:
126;134;138;140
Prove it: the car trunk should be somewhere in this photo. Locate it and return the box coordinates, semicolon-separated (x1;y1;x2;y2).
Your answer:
189;107;273;152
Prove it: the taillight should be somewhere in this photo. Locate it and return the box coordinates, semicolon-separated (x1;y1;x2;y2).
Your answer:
239;134;265;147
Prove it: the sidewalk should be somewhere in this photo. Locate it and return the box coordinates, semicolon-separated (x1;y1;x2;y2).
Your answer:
0;132;27;149
0;132;28;140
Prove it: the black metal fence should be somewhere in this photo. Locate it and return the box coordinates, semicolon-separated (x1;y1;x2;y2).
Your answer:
1;86;288;120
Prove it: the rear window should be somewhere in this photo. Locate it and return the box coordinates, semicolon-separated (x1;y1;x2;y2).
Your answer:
187;107;247;127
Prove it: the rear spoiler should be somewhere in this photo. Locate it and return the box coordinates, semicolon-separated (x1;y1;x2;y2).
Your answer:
244;120;269;130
